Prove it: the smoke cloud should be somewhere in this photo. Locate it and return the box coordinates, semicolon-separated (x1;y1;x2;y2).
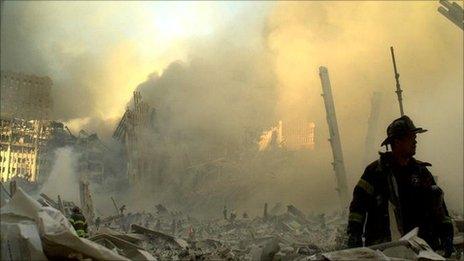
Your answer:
40;147;80;203
1;2;462;215
0;1;207;126
266;1;463;211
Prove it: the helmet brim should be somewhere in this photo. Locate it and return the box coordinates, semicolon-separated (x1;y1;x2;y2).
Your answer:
380;127;427;146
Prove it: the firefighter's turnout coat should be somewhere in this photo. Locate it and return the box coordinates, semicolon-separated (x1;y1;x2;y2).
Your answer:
347;152;453;249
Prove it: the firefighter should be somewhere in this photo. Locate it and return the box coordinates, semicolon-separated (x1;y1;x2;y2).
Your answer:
69;206;89;238
347;115;454;257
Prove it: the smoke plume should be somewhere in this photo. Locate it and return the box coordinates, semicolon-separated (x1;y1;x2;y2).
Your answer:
266;1;463;211
40;147;80;203
1;2;462;215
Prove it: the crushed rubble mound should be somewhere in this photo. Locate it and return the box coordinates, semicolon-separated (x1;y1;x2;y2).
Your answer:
1;188;458;260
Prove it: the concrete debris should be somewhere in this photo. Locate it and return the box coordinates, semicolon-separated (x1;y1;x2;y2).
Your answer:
1;188;455;260
307;228;448;261
370;228;446;261
89;233;156;260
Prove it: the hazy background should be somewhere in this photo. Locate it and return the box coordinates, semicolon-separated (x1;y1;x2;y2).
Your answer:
1;1;462;216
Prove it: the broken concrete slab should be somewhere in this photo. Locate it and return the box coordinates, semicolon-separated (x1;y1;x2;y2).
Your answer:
131;224;189;249
90;233;156;260
97;227;148;245
369;228;445;261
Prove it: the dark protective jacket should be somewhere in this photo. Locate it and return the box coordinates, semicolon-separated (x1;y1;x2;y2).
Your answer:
347;152;453;249
69;212;88;238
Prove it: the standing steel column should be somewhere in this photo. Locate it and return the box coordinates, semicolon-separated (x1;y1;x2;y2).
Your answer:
319;66;349;208
390;47;404;116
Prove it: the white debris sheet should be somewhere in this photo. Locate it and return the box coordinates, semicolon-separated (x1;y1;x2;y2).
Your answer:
1;187;128;261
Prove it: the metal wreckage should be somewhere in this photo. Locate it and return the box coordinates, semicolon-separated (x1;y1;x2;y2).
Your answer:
1;1;464;260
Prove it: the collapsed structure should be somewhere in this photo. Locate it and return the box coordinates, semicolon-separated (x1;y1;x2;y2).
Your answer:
113;91;160;185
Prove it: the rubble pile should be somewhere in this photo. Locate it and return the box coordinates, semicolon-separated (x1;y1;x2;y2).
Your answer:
87;204;350;260
2;187;459;260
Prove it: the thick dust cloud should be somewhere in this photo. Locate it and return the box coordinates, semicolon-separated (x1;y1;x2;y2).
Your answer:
124;22;284;216
1;2;462;215
0;1;194;126
40;147;80;203
266;1;463;212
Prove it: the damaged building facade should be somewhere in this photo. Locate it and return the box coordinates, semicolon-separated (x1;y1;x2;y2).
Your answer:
0;71;119;186
0;71;56;183
0;119;66;183
113;91;161;185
